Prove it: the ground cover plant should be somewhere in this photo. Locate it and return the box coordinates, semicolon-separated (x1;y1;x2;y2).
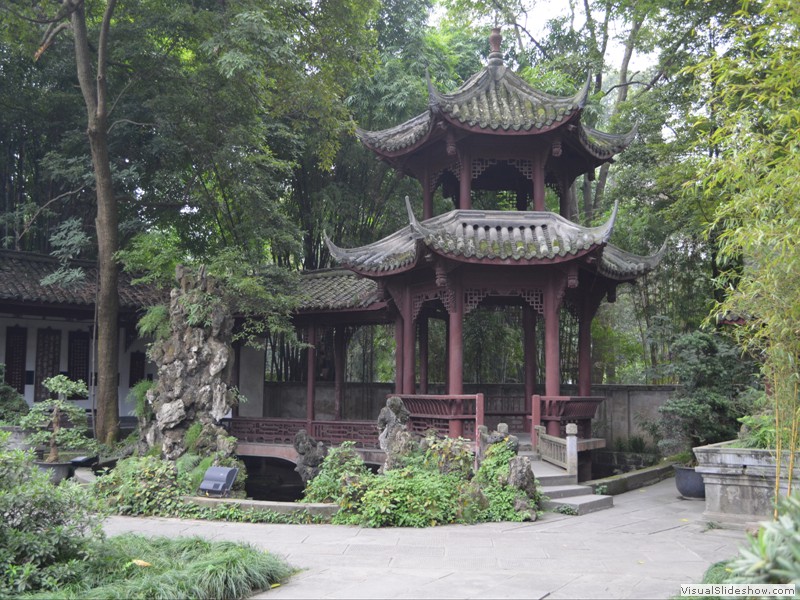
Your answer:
302;437;543;527
21;535;293;600
0;432;295;598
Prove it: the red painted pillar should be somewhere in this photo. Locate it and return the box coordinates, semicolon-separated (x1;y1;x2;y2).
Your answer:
447;281;464;439
523;304;537;432
543;283;561;397
305;324;316;429
333;326;345;419
419;317;429;394
459;154;472;210
403;292;415;395
394;314;404;394
444;317;450;391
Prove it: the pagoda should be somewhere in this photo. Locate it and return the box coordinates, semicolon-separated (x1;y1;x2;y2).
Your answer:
325;28;663;439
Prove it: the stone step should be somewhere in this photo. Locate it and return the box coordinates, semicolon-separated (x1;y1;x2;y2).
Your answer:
535;471;577;487
543;493;614;516
540;484;592;499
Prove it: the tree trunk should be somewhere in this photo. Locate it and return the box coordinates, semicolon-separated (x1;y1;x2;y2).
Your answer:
70;0;120;443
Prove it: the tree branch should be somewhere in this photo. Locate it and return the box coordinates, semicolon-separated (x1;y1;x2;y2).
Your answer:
15;186;87;248
107;119;156;133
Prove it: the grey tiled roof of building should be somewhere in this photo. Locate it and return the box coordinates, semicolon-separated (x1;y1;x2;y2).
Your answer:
0;250;163;310
297;269;381;311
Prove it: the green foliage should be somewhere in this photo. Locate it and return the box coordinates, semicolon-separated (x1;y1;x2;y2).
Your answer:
553;505;578;516
20;534;293;600
343;467;461;527
95;456;275;523
18;376;96;462
729;494;800;586
655;331;759;456
422;435;474;478
302;441;375;505
94;456;192;517
305;438;541;527
699;0;800;473
0;432;104;596
136;305;171;342
0;364;29;425
184;422;204;452
128;379;155;422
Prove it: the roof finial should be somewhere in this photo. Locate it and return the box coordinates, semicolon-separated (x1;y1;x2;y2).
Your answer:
488;27;503;67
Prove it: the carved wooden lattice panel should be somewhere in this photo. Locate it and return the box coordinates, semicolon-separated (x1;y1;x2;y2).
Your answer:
311;421;378;447
4;326;27;394
463;288;544;315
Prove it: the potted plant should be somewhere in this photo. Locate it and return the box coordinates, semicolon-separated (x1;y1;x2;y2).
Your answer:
19;375;96;483
654;331;759;499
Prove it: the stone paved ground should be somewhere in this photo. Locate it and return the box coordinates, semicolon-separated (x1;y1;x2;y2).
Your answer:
103;478;749;599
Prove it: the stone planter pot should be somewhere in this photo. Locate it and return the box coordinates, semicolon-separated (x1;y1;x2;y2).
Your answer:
33;461;73;484
674;465;705;499
694;441;800;526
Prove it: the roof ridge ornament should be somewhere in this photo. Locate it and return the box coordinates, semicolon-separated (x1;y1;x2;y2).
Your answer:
405;196;433;239
488;27;503;67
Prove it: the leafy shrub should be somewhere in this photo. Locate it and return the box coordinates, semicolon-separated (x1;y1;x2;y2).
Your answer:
422;435;473;478
0;364;29;425
729;493;800;585
94;455;191;516
472;442;540;522
342;467;461;527
305;437;542;527
0;431;104;595
302;441;375;505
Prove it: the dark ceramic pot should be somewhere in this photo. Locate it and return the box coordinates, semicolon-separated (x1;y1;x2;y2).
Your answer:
674;464;705;499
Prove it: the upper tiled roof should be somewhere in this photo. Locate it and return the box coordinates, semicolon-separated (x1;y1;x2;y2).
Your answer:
429;67;589;133
327;201;663;281
0;250;163;311
356;32;635;161
297;269;382;311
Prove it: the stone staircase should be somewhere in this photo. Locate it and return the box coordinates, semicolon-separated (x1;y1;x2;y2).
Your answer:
520;447;614;516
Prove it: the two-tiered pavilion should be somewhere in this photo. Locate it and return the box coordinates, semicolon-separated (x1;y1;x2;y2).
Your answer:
322;29;662;437
230;29;663;455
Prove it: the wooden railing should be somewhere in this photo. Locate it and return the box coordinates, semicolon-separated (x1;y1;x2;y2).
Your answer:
392;393;485;439
228;417;378;448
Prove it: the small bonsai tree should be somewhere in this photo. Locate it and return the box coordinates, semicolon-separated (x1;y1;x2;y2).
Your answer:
0;364;29;425
19;375;95;463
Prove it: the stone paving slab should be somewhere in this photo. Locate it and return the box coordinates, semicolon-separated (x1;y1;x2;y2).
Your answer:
101;478;750;599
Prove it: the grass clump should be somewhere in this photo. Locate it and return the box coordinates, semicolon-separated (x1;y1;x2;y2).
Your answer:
24;534;293;600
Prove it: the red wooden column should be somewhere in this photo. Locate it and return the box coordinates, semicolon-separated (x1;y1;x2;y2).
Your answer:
543;279;562;436
419;316;429;394
523;304;537;432
394;314;404;394
403;292;416;394
448;278;464;391
333;326;345;419
459;153;472;210
305;324;317;429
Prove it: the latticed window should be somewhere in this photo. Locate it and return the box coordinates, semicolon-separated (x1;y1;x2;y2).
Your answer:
4;326;27;394
129;351;146;387
67;330;91;388
35;328;61;402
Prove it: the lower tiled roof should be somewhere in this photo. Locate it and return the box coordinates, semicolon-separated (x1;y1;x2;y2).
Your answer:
297;269;382;311
0;250;163;310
